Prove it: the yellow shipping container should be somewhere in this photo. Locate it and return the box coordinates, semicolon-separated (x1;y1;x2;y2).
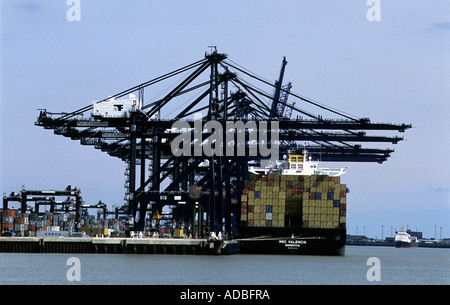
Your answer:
241;195;248;202
248;191;254;198
340;216;346;223
241;214;247;221
248;212;254;220
254;205;260;213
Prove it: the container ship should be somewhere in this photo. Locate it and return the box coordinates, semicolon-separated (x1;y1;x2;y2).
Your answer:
237;151;348;255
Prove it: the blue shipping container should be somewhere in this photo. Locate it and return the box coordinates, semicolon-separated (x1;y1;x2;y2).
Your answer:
266;205;272;213
254;191;261;199
333;200;340;207
315;192;322;200
327;193;334;200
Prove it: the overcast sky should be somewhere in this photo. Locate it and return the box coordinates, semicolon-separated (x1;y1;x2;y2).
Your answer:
1;0;449;239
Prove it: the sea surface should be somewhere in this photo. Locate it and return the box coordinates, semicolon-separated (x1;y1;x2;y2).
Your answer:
0;246;448;285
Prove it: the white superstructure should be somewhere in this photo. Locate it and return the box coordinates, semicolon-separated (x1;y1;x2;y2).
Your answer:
249;151;347;177
395;230;411;243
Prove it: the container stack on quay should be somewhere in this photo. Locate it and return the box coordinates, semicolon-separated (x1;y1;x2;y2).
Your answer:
240;173;347;229
0;209;125;237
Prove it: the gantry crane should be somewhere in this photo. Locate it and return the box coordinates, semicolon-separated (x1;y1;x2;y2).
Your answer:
35;50;411;236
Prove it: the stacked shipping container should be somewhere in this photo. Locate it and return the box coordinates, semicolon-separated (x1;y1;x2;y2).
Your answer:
0;209;125;236
240;174;347;229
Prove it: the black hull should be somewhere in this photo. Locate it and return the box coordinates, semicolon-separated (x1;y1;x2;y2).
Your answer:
238;236;345;255
395;241;418;248
237;228;346;255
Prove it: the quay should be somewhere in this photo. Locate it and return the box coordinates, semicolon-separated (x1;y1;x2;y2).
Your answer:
0;237;240;255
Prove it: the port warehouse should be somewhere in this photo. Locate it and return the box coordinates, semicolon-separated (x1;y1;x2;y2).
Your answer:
0;51;411;254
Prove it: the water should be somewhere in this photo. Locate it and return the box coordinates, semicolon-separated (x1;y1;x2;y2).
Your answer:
0;246;448;285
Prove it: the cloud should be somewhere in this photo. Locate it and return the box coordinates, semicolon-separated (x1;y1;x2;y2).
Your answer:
430;21;450;31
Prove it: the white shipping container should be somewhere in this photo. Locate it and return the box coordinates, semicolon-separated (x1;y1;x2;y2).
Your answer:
266;213;272;220
14;224;25;231
37;230;70;238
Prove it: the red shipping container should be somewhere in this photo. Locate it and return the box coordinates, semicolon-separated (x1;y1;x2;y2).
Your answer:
261;175;268;181
247;205;254;213
247;220;254;227
309;192;316;200
15;217;25;224
1;210;16;217
241;207;247;214
1;223;13;230
242;189;249;195
267;180;274;186
291;188;298;195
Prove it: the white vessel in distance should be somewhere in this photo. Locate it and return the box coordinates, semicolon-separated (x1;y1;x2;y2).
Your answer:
395;227;418;248
249;150;347;177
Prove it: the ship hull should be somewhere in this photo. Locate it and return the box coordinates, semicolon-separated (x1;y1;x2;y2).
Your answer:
237;227;346;255
395;241;418;248
238;236;345;255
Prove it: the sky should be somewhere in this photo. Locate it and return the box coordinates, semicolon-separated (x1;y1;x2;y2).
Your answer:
1;0;449;239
